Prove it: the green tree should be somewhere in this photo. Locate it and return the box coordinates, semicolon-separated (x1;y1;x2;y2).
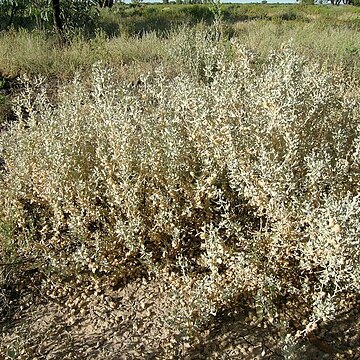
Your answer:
0;0;29;30
0;0;100;35
98;0;114;7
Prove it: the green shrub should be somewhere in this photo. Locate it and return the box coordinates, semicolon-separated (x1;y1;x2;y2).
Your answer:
180;4;214;23
301;0;314;5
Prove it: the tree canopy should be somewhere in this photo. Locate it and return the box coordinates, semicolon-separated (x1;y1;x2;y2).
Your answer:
0;0;115;35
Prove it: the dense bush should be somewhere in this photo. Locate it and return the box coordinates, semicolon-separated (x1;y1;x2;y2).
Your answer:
0;28;359;355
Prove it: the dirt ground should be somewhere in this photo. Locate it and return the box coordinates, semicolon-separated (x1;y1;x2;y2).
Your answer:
1;275;360;360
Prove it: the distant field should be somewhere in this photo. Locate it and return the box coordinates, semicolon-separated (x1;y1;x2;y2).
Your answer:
1;4;360;80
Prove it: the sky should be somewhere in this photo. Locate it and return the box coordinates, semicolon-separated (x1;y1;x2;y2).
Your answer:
225;0;298;2
123;0;299;3
214;0;298;2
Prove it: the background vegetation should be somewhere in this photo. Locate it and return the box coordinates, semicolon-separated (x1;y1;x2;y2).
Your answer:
1;2;360;358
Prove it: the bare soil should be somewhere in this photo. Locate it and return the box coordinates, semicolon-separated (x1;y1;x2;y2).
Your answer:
1;275;359;359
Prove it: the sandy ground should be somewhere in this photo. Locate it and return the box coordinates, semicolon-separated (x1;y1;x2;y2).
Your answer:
1;275;360;360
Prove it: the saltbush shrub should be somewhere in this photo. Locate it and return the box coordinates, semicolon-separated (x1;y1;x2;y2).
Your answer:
0;29;359;354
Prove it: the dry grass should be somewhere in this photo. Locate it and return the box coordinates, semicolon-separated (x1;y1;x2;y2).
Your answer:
1;16;360;80
0;29;166;80
233;21;360;73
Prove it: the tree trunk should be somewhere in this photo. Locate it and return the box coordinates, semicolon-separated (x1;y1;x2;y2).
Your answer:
5;1;19;30
51;0;65;42
99;0;114;7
